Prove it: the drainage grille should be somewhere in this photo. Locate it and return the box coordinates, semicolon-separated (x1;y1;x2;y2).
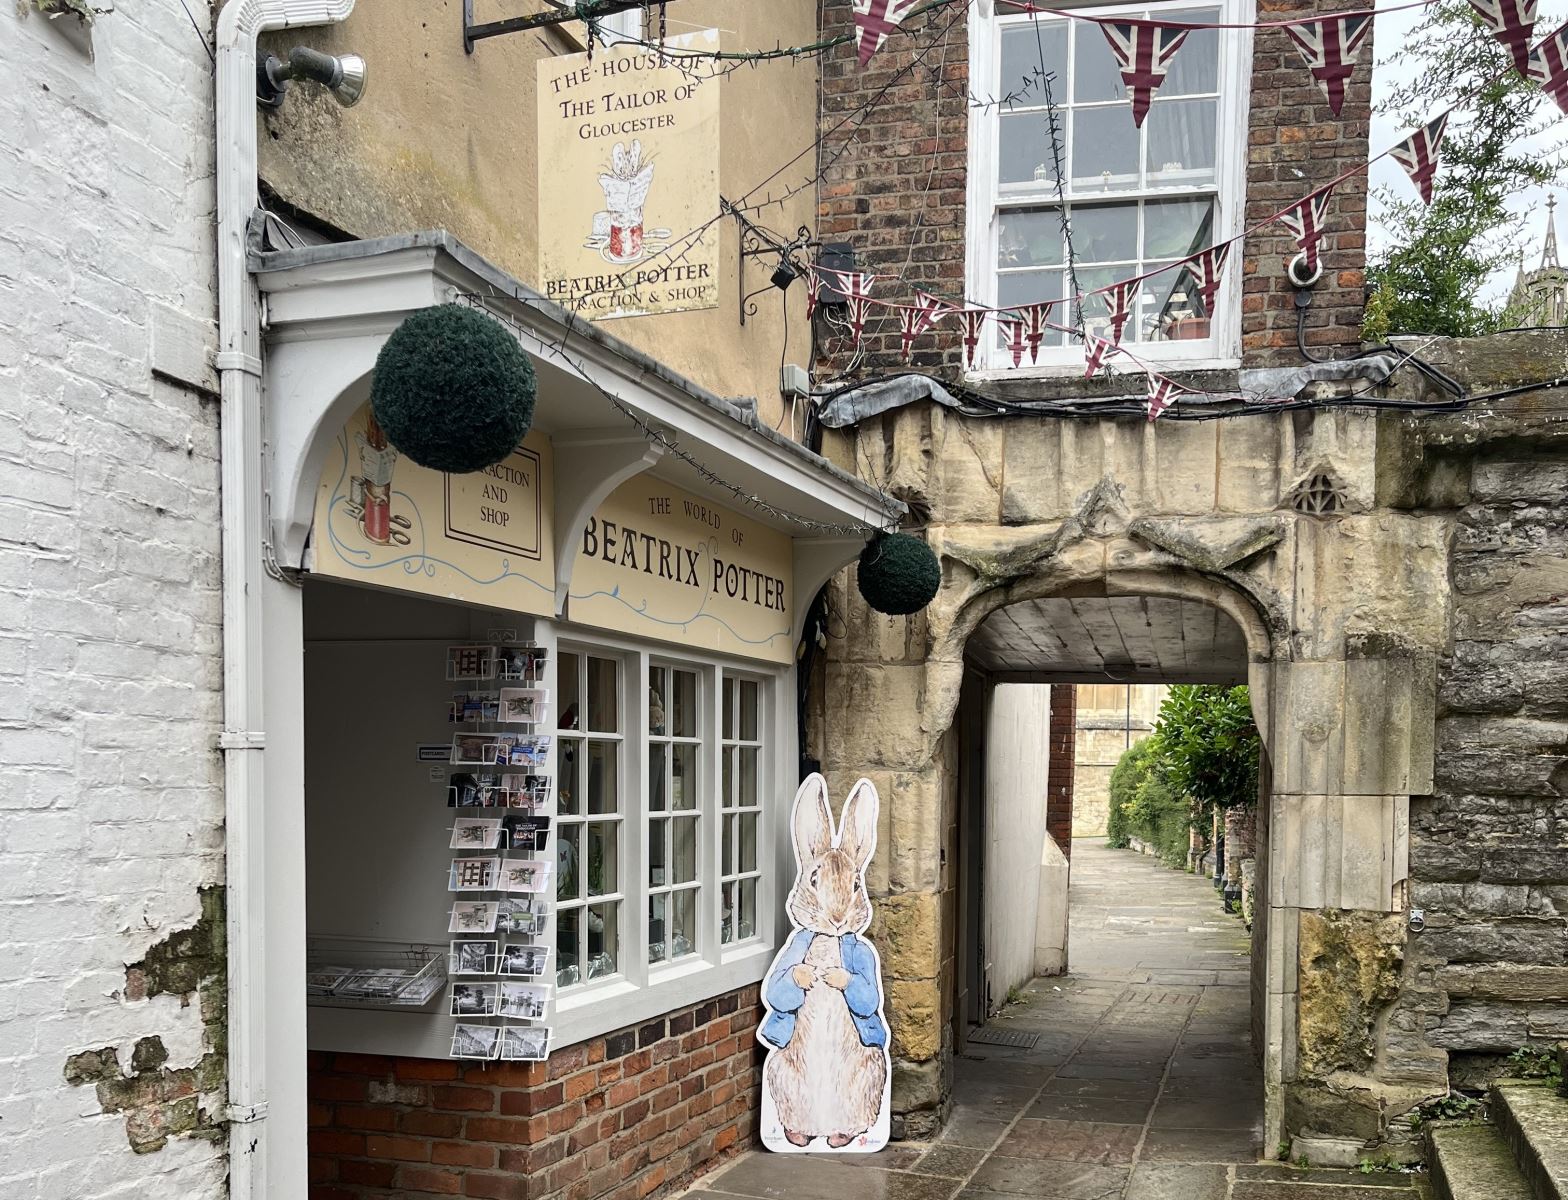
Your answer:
966;1025;1040;1049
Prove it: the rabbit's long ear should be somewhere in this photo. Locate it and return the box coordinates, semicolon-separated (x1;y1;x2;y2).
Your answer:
791;774;834;867
837;777;879;872
612;142;628;174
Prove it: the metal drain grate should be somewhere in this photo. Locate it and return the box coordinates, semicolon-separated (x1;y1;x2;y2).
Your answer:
967;1025;1040;1049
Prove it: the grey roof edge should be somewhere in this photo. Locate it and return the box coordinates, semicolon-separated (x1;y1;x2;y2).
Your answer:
249;228;904;525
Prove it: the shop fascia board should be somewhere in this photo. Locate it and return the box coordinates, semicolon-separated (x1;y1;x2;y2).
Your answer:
252;229;901;576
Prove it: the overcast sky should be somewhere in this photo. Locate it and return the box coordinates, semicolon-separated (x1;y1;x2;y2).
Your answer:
1368;6;1564;304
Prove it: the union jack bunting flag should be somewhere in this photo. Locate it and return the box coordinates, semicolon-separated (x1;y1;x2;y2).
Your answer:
1389;114;1450;206
1469;0;1540;73
1000;302;1056;366
1184;243;1231;314
898;290;957;360
959;308;988;369
1083;333;1119;378
1146;374;1184;422
1099;20;1192;127
1282;13;1373;116
1525;24;1568;115
1277;187;1335;276
1099;279;1138;346
852;0;921;67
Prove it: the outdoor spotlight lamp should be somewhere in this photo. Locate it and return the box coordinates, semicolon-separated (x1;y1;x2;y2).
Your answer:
257;46;369;110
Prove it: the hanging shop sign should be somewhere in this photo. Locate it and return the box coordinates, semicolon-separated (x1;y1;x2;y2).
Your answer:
311;403;556;616
536;30;722;319
568;477;793;665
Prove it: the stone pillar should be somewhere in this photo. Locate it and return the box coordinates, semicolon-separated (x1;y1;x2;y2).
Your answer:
817;572;951;1139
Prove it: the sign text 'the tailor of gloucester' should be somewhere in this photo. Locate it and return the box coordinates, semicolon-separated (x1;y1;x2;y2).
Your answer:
536;30;721;320
569;480;793;665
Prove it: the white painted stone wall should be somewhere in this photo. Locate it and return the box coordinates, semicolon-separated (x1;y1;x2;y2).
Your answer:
982;684;1051;1007
0;4;227;1197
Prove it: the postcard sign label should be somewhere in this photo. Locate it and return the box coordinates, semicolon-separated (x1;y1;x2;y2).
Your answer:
536;30;721;319
568;478;793;664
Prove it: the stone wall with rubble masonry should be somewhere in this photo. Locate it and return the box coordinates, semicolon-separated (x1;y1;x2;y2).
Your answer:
807;330;1568;1154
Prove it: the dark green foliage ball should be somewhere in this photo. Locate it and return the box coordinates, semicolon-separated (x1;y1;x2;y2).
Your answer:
857;532;940;615
371;304;537;474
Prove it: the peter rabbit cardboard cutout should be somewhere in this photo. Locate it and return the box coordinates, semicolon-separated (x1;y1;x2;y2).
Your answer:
757;774;891;1153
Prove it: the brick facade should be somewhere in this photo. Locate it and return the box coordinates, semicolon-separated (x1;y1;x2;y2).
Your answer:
815;1;1371;382
308;986;762;1200
1047;685;1077;858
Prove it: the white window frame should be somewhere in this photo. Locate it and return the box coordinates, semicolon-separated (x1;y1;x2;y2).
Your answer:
599;6;647;42
546;623;786;1050
965;0;1253;376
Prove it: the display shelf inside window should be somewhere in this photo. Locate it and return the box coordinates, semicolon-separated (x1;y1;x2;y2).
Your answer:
306;936;448;1011
443;643;555;1063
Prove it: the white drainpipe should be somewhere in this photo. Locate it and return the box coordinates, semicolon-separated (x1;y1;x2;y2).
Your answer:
213;3;356;1197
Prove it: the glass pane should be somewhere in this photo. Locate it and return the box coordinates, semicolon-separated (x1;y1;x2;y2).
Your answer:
737;878;757;942
722;746;736;810
671;889;697;960
1001;22;1066;108
671;742;698;811
1072;204;1138;265
739;812;757;874
1144;197;1213;261
556;907;581;987
672;816;698;884
648;816;668;887
1077;264;1128;340
999;112;1057;190
1073;19;1124;103
648;742;667;812
721;880;735;944
997;269;1067;350
1146;98;1216;187
586;656;618;733
739;680;759;741
558;652;580;732
671;670;698;739
738;747;759;809
722;677;735;740
648;892;667;963
556;823;581;902
998;208;1062;270
587;740;618;815
1145;262;1211;342
586;902;618;980
1160;12;1220;95
588;821;618;897
556;737;580;816
649;666;667;735
723;813;735;876
1070;107;1139;192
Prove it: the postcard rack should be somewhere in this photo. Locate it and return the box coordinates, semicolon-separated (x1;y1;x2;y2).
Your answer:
306;937;448;1011
442;642;557;1063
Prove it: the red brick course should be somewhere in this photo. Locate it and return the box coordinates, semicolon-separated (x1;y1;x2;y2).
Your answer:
308;985;762;1200
1047;685;1077;859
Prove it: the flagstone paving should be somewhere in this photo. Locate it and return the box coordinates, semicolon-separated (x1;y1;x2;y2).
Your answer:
678;840;1431;1200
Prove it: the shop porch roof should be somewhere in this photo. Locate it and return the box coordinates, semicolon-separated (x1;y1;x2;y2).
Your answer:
250;228;903;560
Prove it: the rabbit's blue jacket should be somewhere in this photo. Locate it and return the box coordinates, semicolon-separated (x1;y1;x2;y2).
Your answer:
759;929;889;1051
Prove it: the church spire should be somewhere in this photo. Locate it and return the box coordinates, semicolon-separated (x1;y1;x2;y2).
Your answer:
1542;195;1560;271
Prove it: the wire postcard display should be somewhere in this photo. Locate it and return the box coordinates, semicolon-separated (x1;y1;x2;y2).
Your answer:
444;642;556;1063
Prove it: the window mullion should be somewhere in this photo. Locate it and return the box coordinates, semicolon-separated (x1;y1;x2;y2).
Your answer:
629;651;650;988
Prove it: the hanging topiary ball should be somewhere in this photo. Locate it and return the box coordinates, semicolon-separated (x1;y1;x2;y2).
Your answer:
857;532;941;616
370;303;537;474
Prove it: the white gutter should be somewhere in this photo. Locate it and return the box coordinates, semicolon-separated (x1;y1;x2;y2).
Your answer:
214;4;356;1198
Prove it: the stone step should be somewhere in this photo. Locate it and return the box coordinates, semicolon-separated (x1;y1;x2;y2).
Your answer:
1428;1123;1534;1200
1493;1081;1568;1200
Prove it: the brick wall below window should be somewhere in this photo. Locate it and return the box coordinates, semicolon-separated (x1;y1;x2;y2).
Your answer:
308;985;761;1200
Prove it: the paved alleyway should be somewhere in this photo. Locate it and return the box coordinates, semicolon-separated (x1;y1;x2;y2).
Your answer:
682;841;1428;1200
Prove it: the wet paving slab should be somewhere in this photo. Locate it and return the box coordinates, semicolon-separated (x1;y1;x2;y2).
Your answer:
679;841;1431;1200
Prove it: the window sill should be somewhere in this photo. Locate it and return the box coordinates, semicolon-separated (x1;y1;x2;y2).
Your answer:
965;356;1241;383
